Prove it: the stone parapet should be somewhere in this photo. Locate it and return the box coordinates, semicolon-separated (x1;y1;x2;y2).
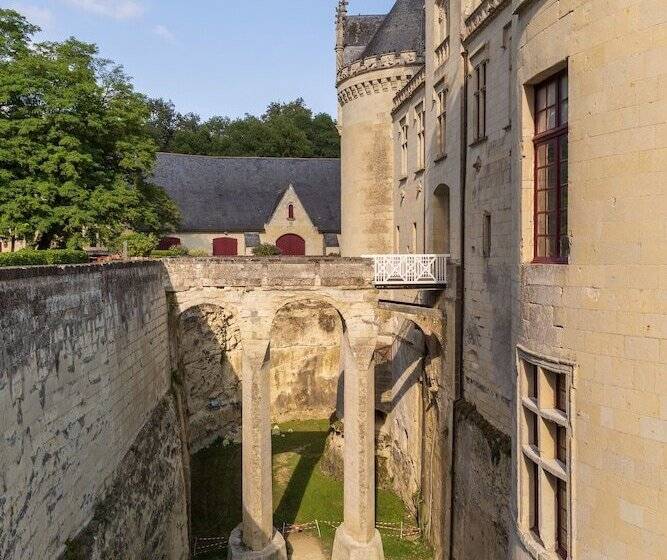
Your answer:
162;257;375;292
337;51;424;87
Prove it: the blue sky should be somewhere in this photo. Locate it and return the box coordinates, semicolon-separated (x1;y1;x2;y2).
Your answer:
7;0;395;119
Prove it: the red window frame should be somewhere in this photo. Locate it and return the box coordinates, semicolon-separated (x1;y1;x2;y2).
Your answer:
288;203;295;220
533;70;569;263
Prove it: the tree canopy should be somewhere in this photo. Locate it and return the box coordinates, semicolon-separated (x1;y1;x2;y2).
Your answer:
0;9;180;249
147;97;340;158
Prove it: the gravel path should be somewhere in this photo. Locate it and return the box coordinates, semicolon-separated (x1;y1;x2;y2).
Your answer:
286;532;328;560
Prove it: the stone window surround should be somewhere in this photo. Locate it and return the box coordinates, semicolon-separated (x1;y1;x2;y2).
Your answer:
469;42;489;145
515;345;577;560
414;102;426;171
399;117;409;179
435;83;448;160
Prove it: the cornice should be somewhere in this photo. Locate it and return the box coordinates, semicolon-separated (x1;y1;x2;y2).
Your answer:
337;74;413;107
392;65;426;114
336;50;425;86
463;0;511;43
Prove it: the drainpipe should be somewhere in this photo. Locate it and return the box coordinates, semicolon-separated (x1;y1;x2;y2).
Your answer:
448;46;468;560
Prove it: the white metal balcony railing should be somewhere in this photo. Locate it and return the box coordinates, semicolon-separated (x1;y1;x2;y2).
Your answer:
364;254;449;287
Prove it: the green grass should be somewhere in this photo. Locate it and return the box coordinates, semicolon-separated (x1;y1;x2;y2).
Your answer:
191;419;433;559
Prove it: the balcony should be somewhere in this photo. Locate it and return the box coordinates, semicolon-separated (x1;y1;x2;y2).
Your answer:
364;254;449;288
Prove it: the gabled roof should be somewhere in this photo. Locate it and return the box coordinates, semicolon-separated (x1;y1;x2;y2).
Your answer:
152;153;341;233
360;0;425;58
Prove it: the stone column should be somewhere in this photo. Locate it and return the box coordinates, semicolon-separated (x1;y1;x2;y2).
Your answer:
332;331;385;560
228;339;287;560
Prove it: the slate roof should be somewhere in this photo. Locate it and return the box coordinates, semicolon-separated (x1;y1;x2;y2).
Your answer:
152;153;341;233
344;0;425;64
361;0;425;58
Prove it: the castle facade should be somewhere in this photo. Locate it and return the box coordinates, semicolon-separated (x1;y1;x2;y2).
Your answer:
336;1;667;559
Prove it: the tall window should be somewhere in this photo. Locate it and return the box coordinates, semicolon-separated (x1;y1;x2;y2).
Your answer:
517;350;572;559
436;88;447;158
533;71;569;262
473;60;487;141
415;103;425;170
412;222;418;254
288;203;294;220
400;118;408;178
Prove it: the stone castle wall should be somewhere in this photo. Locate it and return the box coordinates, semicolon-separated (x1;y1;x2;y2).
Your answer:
0;262;188;560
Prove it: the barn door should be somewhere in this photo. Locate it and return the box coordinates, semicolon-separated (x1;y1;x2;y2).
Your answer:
276;234;306;256
212;237;238;256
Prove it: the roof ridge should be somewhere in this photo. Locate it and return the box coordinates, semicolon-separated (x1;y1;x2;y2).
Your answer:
157;152;340;162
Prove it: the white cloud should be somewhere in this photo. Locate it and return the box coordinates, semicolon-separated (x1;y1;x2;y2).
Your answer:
7;3;54;29
64;0;145;20
153;24;175;43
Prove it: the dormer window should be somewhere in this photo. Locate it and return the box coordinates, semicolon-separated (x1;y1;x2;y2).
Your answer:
288;204;295;220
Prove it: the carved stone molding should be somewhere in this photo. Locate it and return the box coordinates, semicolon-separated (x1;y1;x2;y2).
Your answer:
392;65;426;114
337;74;413;107
336;51;424;86
463;0;511;42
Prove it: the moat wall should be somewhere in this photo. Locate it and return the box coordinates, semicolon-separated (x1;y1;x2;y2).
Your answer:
0;262;188;560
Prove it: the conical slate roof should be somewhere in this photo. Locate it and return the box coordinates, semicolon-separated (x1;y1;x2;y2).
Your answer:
360;0;424;58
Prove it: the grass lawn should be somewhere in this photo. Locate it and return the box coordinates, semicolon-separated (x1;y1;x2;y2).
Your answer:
191;419;433;559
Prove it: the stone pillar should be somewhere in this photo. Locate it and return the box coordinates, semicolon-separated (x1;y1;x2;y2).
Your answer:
228;340;287;560
332;331;385;560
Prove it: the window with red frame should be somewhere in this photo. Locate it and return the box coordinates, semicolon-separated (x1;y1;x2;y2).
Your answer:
288;203;294;220
534;71;569;262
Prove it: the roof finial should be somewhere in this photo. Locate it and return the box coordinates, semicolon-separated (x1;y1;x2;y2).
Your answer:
335;0;349;71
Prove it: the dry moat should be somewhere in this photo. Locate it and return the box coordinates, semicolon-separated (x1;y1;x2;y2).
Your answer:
191;419;433;560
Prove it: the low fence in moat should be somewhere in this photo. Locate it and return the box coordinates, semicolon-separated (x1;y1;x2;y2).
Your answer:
192;520;422;557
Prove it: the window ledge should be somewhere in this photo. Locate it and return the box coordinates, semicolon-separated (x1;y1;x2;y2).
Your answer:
530;258;569;265
414;167;425;176
398;175;408;183
469;136;488;147
434;153;448;163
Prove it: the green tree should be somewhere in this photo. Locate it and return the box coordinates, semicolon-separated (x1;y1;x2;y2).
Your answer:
148;97;340;158
0;10;180;249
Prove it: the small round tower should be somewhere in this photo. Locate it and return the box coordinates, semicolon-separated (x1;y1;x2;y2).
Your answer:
336;0;425;256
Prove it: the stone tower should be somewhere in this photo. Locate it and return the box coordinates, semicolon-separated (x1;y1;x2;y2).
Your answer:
335;0;425;256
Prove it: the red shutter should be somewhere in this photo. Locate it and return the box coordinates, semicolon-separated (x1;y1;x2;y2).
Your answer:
276;234;305;256
212;237;238;256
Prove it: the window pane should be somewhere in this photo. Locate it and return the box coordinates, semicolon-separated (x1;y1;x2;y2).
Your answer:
537;110;547;133
547;166;558;190
537;214;547;235
557;480;568;558
557;426;568;463
560;138;568;162
547;141;557;164
537;86;547;111
561;99;569;125
547;235;558;257
560;235;570;258
547;212;558;235
537;190;547;212
560;74;568;101
547;105;557;130
537;168;547;189
547;81;557;105
537;143;547;166
537;236;547;257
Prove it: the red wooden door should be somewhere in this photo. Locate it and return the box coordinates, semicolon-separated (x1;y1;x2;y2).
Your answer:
212;237;238;256
276;234;306;256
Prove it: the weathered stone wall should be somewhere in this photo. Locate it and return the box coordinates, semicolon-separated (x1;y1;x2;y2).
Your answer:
176;303;243;452
0;262;187;560
270;300;342;422
63;396;189;560
451;401;512;560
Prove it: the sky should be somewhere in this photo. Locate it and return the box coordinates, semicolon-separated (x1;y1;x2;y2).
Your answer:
6;0;396;119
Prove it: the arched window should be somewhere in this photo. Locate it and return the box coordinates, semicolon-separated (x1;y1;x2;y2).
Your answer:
288;204;295;220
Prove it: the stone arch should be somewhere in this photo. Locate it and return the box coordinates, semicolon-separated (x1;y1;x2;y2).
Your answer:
269;298;344;422
433;184;451;254
175;303;243;452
